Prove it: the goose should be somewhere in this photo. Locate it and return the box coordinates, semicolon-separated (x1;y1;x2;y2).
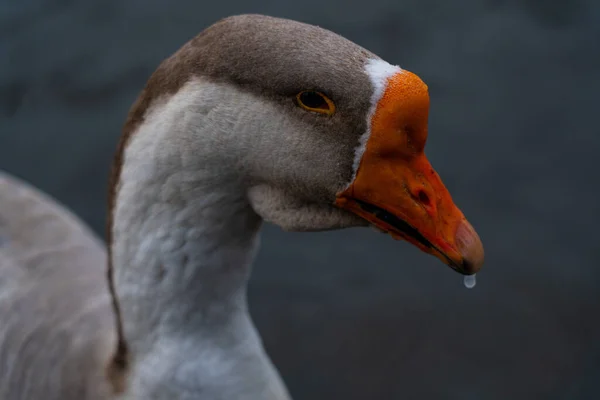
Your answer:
0;14;484;400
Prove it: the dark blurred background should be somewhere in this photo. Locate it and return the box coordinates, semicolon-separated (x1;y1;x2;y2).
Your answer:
1;0;599;399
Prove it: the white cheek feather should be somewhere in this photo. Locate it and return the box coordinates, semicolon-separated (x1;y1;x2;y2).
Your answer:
349;58;403;185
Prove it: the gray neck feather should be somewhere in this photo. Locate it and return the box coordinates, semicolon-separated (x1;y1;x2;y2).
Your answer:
110;79;291;399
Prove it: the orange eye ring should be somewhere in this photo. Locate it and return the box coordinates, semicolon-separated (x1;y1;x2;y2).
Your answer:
295;90;335;115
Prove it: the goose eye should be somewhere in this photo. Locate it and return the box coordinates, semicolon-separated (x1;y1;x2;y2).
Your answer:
295;91;335;115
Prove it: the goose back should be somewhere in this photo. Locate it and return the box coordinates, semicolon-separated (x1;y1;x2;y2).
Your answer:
0;171;115;400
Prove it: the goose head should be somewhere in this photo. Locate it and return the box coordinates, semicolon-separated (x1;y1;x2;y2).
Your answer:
117;14;484;277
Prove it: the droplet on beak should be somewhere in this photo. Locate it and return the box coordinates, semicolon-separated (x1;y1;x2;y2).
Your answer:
463;274;476;289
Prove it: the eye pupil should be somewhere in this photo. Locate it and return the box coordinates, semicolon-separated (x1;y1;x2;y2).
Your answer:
299;91;327;109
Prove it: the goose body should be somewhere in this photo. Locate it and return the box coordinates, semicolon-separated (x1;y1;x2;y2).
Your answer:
0;14;484;399
0;172;115;399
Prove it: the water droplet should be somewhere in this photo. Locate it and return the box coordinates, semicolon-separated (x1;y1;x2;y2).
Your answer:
463;274;476;289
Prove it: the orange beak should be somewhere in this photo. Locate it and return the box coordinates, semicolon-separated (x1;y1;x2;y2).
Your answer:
335;69;484;275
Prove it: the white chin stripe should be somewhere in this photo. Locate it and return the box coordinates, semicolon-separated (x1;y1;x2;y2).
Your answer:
349;58;403;185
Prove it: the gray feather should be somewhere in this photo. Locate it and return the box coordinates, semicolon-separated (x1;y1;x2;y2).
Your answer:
0;171;115;400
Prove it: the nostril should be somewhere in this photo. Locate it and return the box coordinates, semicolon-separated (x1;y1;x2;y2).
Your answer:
417;189;431;207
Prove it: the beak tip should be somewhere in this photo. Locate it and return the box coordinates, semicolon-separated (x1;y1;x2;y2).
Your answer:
461;258;483;275
456;219;485;275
